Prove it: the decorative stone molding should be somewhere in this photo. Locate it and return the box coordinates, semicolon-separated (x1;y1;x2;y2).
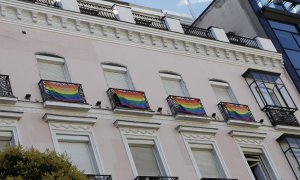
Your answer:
0;96;18;104
0;110;23;120
114;120;160;136
113;108;155;117
227;119;261;128
229;130;267;145
175;114;212;122
43;101;91;111
49;122;92;131
275;125;300;133
43;113;97;125
176;125;218;141
0;0;284;72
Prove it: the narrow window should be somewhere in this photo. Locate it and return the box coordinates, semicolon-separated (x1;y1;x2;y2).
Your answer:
36;54;70;82
57;134;98;174
128;139;165;176
160;72;189;97
0;131;13;151
102;64;134;90
190;144;223;178
210;80;237;103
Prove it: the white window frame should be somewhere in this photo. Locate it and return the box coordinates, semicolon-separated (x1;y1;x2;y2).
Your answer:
177;126;231;179
209;80;238;103
36;54;71;82
114;120;171;177
102;64;135;90
0;126;20;148
230;130;281;180
47;115;105;175
159;72;190;97
0;111;22;148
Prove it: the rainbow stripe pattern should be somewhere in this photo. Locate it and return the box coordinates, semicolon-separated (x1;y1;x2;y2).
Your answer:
44;81;83;103
114;89;150;109
173;96;206;116
224;103;253;121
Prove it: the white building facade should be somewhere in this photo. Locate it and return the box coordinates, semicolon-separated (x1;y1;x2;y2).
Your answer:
0;0;299;179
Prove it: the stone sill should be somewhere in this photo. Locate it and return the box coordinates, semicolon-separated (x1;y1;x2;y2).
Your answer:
43;101;91;111
275;125;300;133
227;119;261;128
43;113;97;125
113;108;155;117
0;96;18;104
175;114;212;123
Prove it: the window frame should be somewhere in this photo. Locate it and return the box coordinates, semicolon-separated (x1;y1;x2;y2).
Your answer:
159;72;190;97
209;79;238;103
0;126;20;150
101;63;135;90
36;54;71;82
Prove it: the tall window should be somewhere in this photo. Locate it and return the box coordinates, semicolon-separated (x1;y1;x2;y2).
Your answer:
36;54;70;82
0;131;13;151
160;72;189;97
102;64;134;90
209;80;237;103
128;139;166;176
269;20;300;78
190;144;223;178
57;134;98;174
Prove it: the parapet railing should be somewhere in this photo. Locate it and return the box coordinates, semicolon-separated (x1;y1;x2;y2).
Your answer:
133;13;168;30
77;0;116;20
227;33;259;49
182;24;215;40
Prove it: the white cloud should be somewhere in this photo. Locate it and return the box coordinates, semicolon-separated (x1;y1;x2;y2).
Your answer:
177;0;212;6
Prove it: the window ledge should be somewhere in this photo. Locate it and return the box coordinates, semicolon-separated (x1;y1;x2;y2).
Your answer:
175;114;212;123
275;125;300;133
176;125;218;135
227;120;261;128
43;113;97;125
43;101;91;111
0;110;23;120
229;130;267;139
0;97;17;104
114;120;161;129
113;108;155;117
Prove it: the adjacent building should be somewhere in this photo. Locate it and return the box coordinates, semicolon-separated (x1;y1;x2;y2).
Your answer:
0;0;300;179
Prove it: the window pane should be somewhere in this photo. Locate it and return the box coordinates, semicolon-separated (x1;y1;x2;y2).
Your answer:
0;140;10;151
274;30;300;50
59;141;96;174
285;49;300;69
162;78;186;97
192;148;221;178
211;85;235;103
294;34;300;48
269;20;298;33
130;146;161;176
104;71;130;89
286;149;300;178
38;62;67;82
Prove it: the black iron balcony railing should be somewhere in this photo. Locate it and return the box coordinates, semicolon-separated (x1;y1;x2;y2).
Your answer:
226;33;259;49
77;0;116;20
87;174;112;180
182;24;215;40
201;178;238;180
21;0;59;7
134;176;179;180
218;102;256;122
167;95;207;117
257;0;300;14
107;88;151;111
133;13;168;30
0;75;14;98
38;80;87;104
263;105;299;126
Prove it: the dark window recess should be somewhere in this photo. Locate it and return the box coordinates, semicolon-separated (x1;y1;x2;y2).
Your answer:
243;69;299;126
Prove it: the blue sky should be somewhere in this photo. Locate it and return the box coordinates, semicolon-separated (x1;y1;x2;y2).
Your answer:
122;0;213;18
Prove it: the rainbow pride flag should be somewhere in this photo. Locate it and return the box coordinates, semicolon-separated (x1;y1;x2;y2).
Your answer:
114;90;150;109
44;81;83;103
224;103;253;121
173;96;206;116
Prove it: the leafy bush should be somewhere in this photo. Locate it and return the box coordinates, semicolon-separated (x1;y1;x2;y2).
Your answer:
0;146;88;180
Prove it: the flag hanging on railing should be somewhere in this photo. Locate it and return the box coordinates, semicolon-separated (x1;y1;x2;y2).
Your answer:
224;103;253;121
173;96;206;116
114;90;149;109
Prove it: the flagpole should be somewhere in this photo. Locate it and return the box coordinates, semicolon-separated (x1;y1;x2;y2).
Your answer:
185;0;196;19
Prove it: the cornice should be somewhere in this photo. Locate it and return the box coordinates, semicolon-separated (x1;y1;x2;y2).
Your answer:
0;0;283;72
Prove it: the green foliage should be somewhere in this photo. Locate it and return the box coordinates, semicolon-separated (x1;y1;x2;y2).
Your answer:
0;146;88;180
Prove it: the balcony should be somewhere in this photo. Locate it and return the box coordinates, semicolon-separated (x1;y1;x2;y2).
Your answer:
38;80;91;111
77;0;117;20
87;174;112;180
21;0;59;7
0;75;17;104
218;102;260;128
134;176;179;180
167;95;211;122
107;88;155;116
182;24;215;40
226;33;259;49
133;13;168;30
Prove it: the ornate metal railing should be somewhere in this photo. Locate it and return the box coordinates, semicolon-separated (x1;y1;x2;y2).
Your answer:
21;0;59;7
218;102;256;122
77;0;116;20
167;95;207;116
133;13;168;30
107;88;152;111
0;75;14;98
263;105;299;126
134;176;179;180
87;174;112;180
182;24;215;39
226;33;259;49
38;80;87;104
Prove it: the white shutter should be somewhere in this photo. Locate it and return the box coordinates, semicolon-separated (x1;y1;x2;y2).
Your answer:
0;140;10;151
162;78;186;96
192;148;221;178
59;141;96;174
129;145;161;176
104;71;130;89
211;86;233;103
38;61;67;82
